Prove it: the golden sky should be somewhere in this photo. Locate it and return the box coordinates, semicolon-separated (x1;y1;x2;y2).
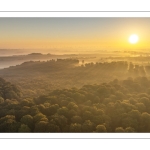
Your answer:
0;18;150;51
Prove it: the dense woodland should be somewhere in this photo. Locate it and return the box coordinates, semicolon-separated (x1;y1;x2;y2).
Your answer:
0;58;150;98
1;58;150;132
1;72;150;132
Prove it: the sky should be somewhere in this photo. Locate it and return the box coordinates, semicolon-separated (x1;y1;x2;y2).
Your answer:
0;18;150;52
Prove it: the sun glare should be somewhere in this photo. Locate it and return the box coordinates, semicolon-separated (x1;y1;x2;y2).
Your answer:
129;34;139;44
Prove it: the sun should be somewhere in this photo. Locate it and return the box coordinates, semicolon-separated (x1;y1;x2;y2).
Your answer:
129;34;139;44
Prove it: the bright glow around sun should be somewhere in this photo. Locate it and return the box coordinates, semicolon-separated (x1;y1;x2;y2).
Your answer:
129;34;139;44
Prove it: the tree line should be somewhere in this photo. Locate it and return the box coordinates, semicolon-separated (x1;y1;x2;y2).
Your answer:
0;59;150;98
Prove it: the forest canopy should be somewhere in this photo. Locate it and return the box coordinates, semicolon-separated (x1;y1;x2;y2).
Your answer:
0;58;149;98
0;76;150;132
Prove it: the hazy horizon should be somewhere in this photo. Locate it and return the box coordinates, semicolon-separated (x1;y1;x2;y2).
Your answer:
1;18;150;52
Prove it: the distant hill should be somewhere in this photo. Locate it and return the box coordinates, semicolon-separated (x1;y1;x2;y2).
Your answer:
0;53;79;69
27;53;43;55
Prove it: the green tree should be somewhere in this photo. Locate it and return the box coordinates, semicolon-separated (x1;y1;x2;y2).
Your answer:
96;124;107;132
67;102;78;110
140;112;150;132
57;107;69;117
92;115;104;125
34;121;48;132
82;111;92;121
18;124;31;132
125;127;135;132
70;123;82;132
68;109;77;118
71;116;82;124
0;115;20;132
20;115;34;130
46;123;60;132
0;97;4;104
115;127;125;132
135;103;146;113
82;120;94;132
50;114;68;131
33;113;48;123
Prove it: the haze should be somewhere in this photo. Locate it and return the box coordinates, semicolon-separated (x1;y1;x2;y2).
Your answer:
1;18;150;53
